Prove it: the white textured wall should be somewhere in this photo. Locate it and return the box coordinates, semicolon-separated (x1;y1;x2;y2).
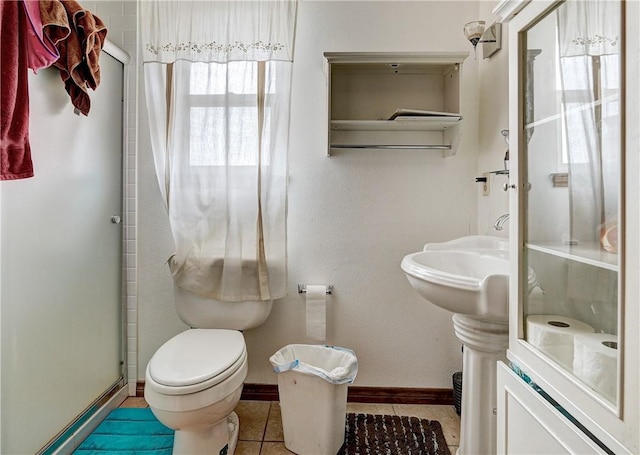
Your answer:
138;1;482;388
476;2;511;236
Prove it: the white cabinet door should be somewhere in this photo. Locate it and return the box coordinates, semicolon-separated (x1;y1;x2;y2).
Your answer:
497;362;609;455
504;0;640;452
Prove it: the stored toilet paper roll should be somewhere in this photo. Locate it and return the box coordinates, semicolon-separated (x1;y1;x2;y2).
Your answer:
573;333;618;403
526;315;595;371
306;285;327;342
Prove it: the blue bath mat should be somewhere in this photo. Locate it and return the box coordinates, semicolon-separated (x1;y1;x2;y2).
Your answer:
74;408;174;455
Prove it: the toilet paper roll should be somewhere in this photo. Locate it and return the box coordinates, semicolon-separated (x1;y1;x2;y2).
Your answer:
573;333;618;403
306;285;327;341
526;315;595;371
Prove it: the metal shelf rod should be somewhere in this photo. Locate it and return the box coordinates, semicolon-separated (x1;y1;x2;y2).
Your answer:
330;144;452;150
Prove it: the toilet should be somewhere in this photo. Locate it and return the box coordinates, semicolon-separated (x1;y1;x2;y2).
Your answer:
144;285;274;454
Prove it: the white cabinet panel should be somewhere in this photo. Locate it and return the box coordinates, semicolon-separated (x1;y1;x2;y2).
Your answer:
502;0;640;452
497;362;607;455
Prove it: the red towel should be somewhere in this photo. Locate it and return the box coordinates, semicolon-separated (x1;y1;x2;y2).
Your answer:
1;0;34;180
22;0;60;72
40;0;107;116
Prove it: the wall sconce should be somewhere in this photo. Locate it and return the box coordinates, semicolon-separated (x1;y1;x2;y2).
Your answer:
481;22;502;59
463;21;485;58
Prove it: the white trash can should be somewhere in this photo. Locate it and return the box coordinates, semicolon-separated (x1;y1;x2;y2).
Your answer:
269;344;358;455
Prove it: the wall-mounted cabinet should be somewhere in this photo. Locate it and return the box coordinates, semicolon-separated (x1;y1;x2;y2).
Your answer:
325;52;468;156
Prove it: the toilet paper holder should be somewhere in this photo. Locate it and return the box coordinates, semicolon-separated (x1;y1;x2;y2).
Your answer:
298;284;334;295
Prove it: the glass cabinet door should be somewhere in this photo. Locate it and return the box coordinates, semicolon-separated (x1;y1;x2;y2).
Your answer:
520;0;622;406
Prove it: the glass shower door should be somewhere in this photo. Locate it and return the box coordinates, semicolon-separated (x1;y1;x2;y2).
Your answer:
0;52;125;454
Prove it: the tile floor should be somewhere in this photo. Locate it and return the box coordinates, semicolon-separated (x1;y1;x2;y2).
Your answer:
121;397;461;454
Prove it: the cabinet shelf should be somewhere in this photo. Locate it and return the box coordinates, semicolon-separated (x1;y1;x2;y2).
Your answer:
330;117;461;132
526;242;618;271
329;118;461;155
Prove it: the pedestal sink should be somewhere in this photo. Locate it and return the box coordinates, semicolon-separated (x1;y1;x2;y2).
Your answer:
402;249;510;321
401;236;536;455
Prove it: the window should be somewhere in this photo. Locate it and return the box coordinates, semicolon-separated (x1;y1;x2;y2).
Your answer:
187;61;276;166
555;21;620;167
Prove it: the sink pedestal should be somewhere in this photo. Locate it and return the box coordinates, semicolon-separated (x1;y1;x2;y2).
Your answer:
452;314;509;455
400;236;524;453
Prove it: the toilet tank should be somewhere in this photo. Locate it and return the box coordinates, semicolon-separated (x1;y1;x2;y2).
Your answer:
174;285;274;330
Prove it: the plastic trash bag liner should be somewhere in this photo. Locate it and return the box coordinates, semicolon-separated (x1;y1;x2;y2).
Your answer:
270;344;358;384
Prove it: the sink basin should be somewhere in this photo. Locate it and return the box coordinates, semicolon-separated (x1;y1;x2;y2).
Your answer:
423;235;509;253
401;236;536;321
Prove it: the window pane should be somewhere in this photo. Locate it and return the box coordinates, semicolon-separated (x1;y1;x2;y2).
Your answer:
188;61;276;166
190;61;255;95
189;61;276;96
190;107;271;166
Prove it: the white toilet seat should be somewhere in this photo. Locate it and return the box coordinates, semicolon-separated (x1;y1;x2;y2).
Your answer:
145;355;247;413
146;329;247;396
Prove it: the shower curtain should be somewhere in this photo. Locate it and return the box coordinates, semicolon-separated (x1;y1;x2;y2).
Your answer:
141;1;297;301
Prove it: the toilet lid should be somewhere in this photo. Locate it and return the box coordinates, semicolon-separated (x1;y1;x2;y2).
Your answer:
148;329;246;387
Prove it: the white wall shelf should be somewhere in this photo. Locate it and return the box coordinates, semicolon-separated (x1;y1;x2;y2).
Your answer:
330;144;452;150
325;52;467;157
330;117;461;132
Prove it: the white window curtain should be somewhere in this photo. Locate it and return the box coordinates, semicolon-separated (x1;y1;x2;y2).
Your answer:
556;0;621;244
557;0;621;334
141;1;297;301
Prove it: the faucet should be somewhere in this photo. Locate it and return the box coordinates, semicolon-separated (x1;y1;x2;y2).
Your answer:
494;213;510;231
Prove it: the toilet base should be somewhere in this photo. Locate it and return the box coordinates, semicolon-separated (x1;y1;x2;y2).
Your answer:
173;411;239;455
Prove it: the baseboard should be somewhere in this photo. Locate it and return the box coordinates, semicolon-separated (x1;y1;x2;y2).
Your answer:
136;381;145;398
348;386;453;405
137;381;453;405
